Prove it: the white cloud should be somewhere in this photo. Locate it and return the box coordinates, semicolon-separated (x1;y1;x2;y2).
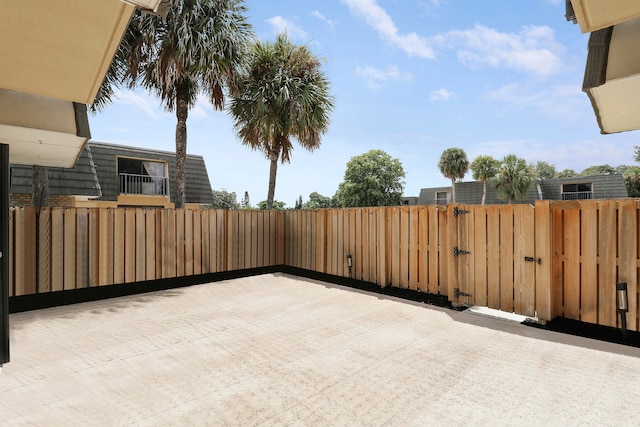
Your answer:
472;138;633;173
190;94;214;120
311;10;335;29
434;24;564;77
114;89;163;119
341;0;435;59
488;82;589;123
430;88;455;101
355;65;413;90
266;16;308;40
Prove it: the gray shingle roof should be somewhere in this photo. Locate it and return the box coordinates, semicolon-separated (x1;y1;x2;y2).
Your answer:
415;174;628;205
10;142;100;197
89;141;213;205
10;141;214;205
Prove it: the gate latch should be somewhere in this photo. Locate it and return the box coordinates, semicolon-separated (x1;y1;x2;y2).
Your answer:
453;247;471;257
454;288;471;298
524;256;541;264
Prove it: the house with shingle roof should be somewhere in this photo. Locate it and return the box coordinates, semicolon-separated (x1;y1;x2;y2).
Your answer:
403;174;629;205
10;141;214;209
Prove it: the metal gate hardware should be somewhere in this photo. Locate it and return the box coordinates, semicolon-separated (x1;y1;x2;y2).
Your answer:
454;288;472;298
453;247;471;257
453;207;470;217
524;256;541;264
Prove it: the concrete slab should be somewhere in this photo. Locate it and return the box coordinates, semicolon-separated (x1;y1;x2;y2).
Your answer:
1;273;640;425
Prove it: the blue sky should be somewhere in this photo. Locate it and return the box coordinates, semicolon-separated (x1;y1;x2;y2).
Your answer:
89;0;639;207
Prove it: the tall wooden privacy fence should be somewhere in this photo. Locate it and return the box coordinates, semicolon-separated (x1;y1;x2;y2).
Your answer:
8;208;283;296
7;200;640;331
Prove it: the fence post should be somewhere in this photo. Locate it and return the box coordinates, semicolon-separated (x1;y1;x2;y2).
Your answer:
534;200;554;321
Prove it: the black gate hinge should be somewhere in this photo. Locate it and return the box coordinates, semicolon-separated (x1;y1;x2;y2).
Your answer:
524;256;541;264
453;246;471;257
453;207;470;217
454;288;472;298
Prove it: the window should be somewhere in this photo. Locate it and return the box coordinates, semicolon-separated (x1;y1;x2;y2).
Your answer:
435;191;450;205
117;157;168;196
561;183;592;200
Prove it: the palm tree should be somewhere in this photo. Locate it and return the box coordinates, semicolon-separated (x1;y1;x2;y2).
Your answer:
438;148;469;203
229;34;334;209
98;0;253;208
470;155;499;205
493;154;534;204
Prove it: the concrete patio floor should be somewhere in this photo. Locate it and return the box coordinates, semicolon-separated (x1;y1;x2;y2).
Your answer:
1;273;640;426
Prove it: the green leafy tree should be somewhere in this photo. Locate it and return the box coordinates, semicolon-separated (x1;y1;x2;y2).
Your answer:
556;168;577;178
533;161;557;179
493;154;534;204
622;166;640;197
438;148;469;203
295;195;303;210
615;164;635;175
304;192;332;209
634;145;640;163
229;34;334;209
107;0;253;208
580;164;616;176
211;189;239;209
625;170;640;197
334;149;406;207
257;200;286;210
470;155;499;205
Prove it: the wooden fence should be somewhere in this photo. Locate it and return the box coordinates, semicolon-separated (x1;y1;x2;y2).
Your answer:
7;201;640;332
8;208;283;296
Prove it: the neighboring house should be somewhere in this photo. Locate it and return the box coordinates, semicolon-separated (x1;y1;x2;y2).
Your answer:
402;196;418;206
10;141;214;208
414;174;628;205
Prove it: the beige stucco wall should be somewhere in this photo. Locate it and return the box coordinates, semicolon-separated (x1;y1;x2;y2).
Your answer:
0;90;78;135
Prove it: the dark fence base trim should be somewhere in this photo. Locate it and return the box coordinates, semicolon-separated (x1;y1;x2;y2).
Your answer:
524;317;640;348
280;266;454;309
9;266;281;313
9;266;453;313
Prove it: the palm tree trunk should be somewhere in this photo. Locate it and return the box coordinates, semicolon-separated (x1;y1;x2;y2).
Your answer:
175;81;189;209
32;165;49;207
451;178;456;203
482;180;486;205
266;149;279;210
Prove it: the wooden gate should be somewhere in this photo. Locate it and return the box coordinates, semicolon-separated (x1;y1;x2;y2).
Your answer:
448;204;540;317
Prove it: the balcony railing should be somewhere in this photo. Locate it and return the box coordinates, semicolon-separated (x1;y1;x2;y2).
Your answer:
561;191;592;200
119;173;168;196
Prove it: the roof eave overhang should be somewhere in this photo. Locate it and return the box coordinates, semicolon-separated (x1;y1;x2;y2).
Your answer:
569;0;640;33
0;89;90;168
583;19;640;134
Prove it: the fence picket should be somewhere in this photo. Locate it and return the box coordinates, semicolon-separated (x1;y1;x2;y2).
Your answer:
618;200;638;331
486;205;500;309
38;208;52;293
598;201;617;327
64;208;77;290
580;202;598;323
473;206;488;307
499;205;514;313
51;208;64;292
